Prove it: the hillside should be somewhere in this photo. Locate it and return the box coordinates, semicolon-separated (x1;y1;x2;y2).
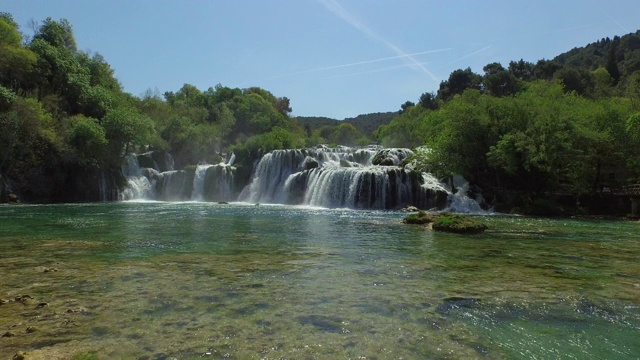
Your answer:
553;30;640;79
296;111;396;137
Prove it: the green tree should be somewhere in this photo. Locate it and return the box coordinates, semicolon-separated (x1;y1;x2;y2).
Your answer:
0;18;37;91
626;70;640;110
102;107;155;162
399;100;415;114
483;62;519;97
605;39;621;85
508;59;535;81
33;17;77;52
329;123;362;146
419;92;438;110
437;67;482;101
67;114;107;164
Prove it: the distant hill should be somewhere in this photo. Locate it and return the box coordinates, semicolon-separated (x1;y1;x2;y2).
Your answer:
553;30;640;78
296;111;397;137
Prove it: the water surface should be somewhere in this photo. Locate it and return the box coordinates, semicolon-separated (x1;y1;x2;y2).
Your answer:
0;203;638;359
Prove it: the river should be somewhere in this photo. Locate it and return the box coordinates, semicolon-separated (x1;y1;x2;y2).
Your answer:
1;202;639;359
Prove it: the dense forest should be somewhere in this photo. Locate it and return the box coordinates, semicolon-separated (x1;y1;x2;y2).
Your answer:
2;13;640;215
378;31;640;214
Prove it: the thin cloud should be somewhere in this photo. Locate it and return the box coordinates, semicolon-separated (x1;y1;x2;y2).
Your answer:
447;45;492;65
316;0;440;82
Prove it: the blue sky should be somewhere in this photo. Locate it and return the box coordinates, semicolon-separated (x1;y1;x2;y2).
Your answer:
4;0;640;119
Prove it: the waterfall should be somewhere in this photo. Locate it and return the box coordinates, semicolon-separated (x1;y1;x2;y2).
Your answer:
118;147;483;211
99;171;118;202
120;151;237;202
240;146;453;210
446;182;485;213
192;165;213;201
156;170;193;201
120;155;157;200
202;163;236;202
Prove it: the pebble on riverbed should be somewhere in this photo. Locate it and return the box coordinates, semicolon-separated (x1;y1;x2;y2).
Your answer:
13;352;27;360
15;295;34;304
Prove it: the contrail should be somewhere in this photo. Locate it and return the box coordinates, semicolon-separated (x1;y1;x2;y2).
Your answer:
608;16;630;34
543;23;598;36
315;0;440;82
447;45;492;65
328;61;432;79
242;47;451;85
309;48;451;72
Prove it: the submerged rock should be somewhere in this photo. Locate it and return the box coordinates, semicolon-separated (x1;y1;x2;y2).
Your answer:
15;295;34;303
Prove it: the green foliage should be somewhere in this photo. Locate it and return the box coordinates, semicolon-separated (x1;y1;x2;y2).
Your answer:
376;105;430;148
0;84;16;110
626;71;640;109
554;67;594;96
67;114;107;164
296;112;395;138
0;16;21;47
326;123;364;146
239;126;305;153
0;18;36;91
102;107;156;161
483;62;519;97
437;67;483;101
0;13;308;202
419;92;438;110
399;100;415;114
397;80;637;200
34;17;77;52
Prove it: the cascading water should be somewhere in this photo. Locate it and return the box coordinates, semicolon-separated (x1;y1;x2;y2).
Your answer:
240;146;455;210
120;155;157;200
192;165;213;201
120;151;237;202
119;147;483;211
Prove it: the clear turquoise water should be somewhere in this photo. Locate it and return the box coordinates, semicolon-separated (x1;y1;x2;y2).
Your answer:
0;202;638;359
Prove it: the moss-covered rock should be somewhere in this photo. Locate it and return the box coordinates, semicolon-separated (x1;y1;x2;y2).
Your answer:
402;210;436;225
403;211;488;234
